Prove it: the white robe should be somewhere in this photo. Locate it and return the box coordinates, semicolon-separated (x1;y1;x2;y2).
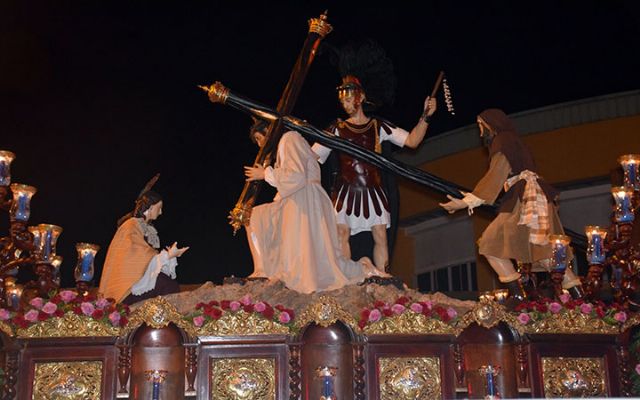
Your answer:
248;131;382;294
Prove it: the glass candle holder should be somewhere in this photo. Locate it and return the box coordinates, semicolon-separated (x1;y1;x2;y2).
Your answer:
492;289;509;304
4;277;23;311
611;186;635;223
35;224;63;262
549;234;571;272
74;243;99;282
585;226;607;264
51;255;63;286
9;184;37;222
316;366;338;400
478;365;501;399
619;154;640;191
0;150;15;187
479;292;495;302
28;225;42;256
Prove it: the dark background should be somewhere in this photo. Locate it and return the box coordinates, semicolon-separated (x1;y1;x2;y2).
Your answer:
1;1;639;287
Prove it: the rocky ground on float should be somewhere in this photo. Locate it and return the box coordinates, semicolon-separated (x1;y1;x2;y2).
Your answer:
144;279;477;318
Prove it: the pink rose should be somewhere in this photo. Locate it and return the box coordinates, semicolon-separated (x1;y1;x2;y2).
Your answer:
559;293;571;304
229;301;242;311
192;315;205;327
24;309;39;322
108;311;121;326
368;309;382;323
0;309;10;320
446;307;458;319
95;298;110;309
59;290;78;303
635;363;640;376
549;302;562;314
254;302;266;312
422;300;433;310
410;303;423;313
278;311;291;324
517;313;531;324
42;302;57;315
391;304;406;315
240;294;252;306
580;303;593;314
81;302;95;316
614;311;628;323
29;297;44;309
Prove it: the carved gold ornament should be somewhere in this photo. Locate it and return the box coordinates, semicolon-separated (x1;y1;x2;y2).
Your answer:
621;311;640;333
196;310;289;336
0;320;14;337
541;357;607;398
124;296;195;336
523;310;620;334
379;357;441;399
295;295;357;329
16;312;120;338
33;361;103;399
456;298;523;335
364;311;459;335
210;358;275;399
308;12;333;37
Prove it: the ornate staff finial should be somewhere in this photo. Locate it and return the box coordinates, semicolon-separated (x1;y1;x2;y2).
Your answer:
308;11;332;37
198;82;230;104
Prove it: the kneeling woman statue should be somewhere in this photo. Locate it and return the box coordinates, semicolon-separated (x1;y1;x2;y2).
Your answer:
98;175;188;305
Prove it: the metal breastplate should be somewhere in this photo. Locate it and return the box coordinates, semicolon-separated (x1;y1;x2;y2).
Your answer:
332;119;389;217
335;119;382;188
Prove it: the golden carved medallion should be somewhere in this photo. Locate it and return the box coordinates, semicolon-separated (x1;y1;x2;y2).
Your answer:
379;357;441;399
124;296;195;336
295;296;357;330
364;311;458;336
16;312;119;338
196;310;289;336
541;357;607;398
456;298;523;335
210;358;275;399
33;361;102;399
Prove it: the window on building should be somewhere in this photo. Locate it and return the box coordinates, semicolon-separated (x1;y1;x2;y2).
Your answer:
417;261;477;293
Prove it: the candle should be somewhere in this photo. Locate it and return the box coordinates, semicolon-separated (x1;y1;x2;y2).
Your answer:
9;184;37;222
585;226;607;264
611;186;634;223
0;150;15;187
549;234;571;272
478;365;501;399
144;370;167;400
619;154;640;191
316;366;338;400
74;243;100;282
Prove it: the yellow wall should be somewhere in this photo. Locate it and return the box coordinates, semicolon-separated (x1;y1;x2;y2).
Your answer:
399;115;640;220
393;115;640;289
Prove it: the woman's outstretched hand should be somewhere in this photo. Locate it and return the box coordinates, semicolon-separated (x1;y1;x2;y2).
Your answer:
166;242;189;258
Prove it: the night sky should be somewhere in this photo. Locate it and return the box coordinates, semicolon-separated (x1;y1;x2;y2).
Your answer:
1;1;639;287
